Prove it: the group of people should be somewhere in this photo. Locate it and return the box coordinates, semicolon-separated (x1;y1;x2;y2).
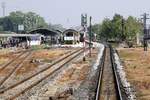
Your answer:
0;37;27;48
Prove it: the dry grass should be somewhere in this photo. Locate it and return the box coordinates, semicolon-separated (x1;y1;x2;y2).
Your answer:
0;49;10;55
32;49;70;59
56;49;97;87
58;62;90;84
0;57;9;65
0;51;18;66
117;48;150;100
16;62;38;75
16;49;71;75
34;49;98;98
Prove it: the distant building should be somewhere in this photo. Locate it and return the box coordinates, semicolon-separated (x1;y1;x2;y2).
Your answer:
63;29;80;44
29;28;62;45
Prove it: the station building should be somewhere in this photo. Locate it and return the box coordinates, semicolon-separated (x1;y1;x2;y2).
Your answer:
29;28;62;45
63;29;80;44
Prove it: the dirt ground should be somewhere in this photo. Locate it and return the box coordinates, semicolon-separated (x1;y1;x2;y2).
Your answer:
16;48;72;75
0;47;99;99
0;49;20;66
117;48;150;100
0;48;73;76
32;49;71;62
39;48;99;99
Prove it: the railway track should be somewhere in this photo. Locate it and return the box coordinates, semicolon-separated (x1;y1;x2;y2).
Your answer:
0;50;27;72
95;45;123;100
0;48;85;99
0;50;32;87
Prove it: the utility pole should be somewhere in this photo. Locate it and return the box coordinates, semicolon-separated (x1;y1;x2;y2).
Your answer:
141;13;150;51
1;2;6;17
89;16;92;57
121;18;125;41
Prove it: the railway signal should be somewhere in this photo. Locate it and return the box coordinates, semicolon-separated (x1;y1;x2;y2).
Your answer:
81;14;87;61
81;14;87;27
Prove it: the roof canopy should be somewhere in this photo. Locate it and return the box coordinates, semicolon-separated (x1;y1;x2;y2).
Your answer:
29;28;60;36
0;34;42;37
63;29;79;35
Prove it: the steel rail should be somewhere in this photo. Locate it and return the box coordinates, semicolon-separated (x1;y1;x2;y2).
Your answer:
0;51;32;87
95;45;123;100
9;48;84;100
0;48;83;94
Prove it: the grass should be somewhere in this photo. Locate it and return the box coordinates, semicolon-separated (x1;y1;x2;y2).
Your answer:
30;45;48;50
117;48;150;100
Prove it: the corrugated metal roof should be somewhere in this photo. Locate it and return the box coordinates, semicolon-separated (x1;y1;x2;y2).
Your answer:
0;34;43;37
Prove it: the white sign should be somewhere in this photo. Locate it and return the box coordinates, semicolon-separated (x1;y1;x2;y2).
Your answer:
18;25;24;31
64;37;74;40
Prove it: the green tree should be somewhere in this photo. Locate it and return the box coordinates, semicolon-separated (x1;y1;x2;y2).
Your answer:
91;14;143;44
111;14;123;41
125;16;142;42
0;17;13;31
101;18;112;40
23;12;48;31
0;11;48;32
9;11;24;32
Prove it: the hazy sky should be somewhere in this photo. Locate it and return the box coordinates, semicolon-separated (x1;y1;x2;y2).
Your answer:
0;0;150;28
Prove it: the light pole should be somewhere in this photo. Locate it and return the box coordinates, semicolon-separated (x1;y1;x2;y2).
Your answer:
1;2;6;17
89;16;92;57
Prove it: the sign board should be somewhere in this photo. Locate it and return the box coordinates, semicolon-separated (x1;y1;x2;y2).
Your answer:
64;37;74;40
18;25;24;31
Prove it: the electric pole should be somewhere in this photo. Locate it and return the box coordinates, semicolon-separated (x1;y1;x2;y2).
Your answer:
89;16;92;57
1;2;6;17
121;18;125;41
141;13;150;51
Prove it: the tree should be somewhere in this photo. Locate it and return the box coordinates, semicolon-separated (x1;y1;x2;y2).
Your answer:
111;14;123;41
125;16;142;42
23;12;48;31
9;11;24;32
0;11;48;32
91;24;101;41
0;17;13;31
91;14;143;44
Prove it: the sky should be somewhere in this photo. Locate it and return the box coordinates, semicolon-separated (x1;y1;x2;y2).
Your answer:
0;0;150;28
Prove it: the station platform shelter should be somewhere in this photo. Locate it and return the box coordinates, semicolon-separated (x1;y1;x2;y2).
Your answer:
0;33;43;48
29;28;62;45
